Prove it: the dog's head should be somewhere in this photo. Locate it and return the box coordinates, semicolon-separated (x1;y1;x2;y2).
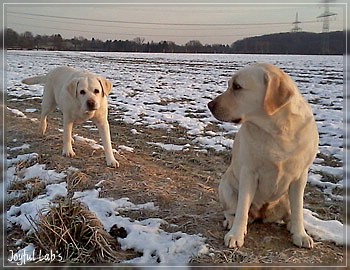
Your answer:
67;75;113;113
208;63;295;124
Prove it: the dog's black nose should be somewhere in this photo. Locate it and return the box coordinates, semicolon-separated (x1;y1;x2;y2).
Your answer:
208;100;215;112
87;99;96;110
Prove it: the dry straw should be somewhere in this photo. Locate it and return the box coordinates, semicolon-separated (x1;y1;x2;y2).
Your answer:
29;199;122;263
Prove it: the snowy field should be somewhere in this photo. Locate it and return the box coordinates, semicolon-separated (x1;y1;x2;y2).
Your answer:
4;51;346;265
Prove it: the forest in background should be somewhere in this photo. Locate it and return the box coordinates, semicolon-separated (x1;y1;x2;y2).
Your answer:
2;28;346;55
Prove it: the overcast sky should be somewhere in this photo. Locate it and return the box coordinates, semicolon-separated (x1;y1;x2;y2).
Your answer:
3;1;347;45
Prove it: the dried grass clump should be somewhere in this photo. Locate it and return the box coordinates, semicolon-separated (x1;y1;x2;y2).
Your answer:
30;199;122;263
190;248;256;264
15;157;39;172
66;171;91;197
7;178;46;207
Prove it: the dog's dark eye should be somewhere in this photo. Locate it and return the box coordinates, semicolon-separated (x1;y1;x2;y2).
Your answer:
94;89;100;94
232;82;242;90
80;90;86;95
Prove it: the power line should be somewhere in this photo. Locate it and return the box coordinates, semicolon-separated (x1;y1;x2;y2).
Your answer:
7;21;263;38
7;11;319;27
8;13;301;31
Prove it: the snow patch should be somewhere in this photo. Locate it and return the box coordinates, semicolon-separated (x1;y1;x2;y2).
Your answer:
7;182;68;233
73;188;208;264
148;142;190;151
304;209;344;246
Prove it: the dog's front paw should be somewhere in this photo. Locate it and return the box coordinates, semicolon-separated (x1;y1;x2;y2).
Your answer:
224;230;245;248
62;149;76;157
292;232;313;249
107;158;119;168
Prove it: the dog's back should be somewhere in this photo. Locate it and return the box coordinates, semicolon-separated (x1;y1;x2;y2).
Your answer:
22;66;78;86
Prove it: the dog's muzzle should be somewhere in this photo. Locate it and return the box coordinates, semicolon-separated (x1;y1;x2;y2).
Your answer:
86;99;98;111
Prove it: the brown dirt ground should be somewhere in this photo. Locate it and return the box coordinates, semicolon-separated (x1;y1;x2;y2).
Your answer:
4;96;347;266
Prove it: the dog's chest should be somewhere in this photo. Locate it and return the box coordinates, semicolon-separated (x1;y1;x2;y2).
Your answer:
72;111;95;124
235;123;312;203
237;121;313;163
254;162;292;201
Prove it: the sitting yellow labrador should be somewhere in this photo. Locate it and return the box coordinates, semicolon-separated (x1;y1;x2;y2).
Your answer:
208;63;318;249
22;66;119;168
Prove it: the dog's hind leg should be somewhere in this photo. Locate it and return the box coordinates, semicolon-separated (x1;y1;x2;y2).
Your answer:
262;193;291;224
40;86;56;135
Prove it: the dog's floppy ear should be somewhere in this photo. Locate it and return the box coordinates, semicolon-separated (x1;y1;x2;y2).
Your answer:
263;69;294;115
98;78;113;97
67;79;79;98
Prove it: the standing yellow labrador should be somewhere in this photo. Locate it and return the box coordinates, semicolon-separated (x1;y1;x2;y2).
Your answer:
208;63;318;249
22;66;119;168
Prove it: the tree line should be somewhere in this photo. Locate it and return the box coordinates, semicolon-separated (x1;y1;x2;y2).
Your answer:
2;28;346;55
3;28;231;53
231;31;346;55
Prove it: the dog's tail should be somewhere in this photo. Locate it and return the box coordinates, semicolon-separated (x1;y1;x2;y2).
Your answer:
21;75;47;85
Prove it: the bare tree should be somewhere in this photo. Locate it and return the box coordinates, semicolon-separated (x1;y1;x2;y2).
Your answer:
133;37;145;45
